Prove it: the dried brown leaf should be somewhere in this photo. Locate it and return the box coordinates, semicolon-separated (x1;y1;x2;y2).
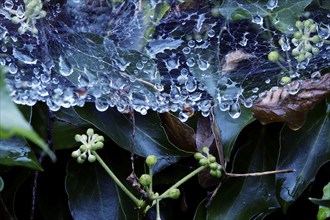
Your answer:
252;72;330;130
159;112;196;152
221;50;256;74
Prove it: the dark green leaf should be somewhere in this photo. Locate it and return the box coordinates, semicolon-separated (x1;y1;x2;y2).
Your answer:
309;198;330;208
0;68;55;161
0;176;3;192
66;159;121;220
0;136;43;171
193;199;207;220
74;104;189;158
207;125;280;219
276;99;330;212
213;107;255;161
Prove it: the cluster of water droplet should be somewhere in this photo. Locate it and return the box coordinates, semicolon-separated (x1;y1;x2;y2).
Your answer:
1;0;329;122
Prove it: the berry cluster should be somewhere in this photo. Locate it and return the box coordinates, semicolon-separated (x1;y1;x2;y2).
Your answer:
291;19;321;62
6;0;47;34
71;128;104;163
194;147;222;178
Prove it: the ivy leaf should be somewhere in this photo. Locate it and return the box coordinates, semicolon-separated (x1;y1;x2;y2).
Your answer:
0;136;43;171
213;107;255;162
276;98;330;212
66;160;121;220
207;124;280;219
0;69;55;161
219;0;313;34
74;103;189;159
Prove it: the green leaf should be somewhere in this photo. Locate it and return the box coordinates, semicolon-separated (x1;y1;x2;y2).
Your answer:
276;99;330;212
310;198;330;208
0;68;55;161
66;160;121;220
207;125;280;219
213;107;255;161
0;136;43;171
74;104;189;159
193;199;207;220
218;0;313;34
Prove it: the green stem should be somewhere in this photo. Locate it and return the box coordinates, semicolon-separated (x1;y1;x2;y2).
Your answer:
92;151;145;208
159;165;207;198
149;166;153;195
156;199;161;220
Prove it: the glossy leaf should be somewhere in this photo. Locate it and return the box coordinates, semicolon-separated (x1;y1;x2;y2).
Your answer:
310;198;330;208
0;136;43;171
0;69;55;161
276;99;330;212
74;104;189;158
66;160;121;220
0;176;3;192
193;199;207;220
207;125;280;219
219;0;313;33
213;107;255;161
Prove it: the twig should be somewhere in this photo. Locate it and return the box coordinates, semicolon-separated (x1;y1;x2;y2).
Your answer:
226;169;295;177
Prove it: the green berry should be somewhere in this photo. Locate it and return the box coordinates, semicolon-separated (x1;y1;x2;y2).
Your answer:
305;52;312;59
297;53;306;62
168;188;180;199
88;154;96;163
294;31;302;39
291;38;298;45
87;128;94;136
303;19;313;28
295;21;303;29
305;43;313;52
208;155;216;163
280;76;291;85
96;136;104;142
278;38;283;46
217;164;222;171
211;7;220;18
216;170;222;178
194;152;204;160
311;35;321;43
79;145;87;152
312;47;320;55
210;170;217;177
309;24;317;32
31;27;38;35
146;155;158;167
77;156;85;164
74;134;82;142
268;51;279;62
209;162;218;170
11;17;20;24
139;174;152;186
202;147;209;154
199;158;208;166
71;150;81;158
81;134;88;141
292;48;300;56
39;10;47;18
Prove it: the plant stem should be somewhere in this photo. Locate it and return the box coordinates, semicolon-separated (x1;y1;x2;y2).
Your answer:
149;166;153;194
226;168;295;177
159;165;207;198
156;199;161;220
92;151;145;208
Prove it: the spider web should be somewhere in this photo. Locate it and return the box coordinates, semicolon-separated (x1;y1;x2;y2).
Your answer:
0;0;329;121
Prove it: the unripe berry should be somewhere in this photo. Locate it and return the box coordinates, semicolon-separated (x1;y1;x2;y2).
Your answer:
96;136;104;142
94;142;104;149
71;150;81;158
194;152;204;160
146;155;158;167
216;170;222;178
202;147;209;154
280;76;291;85
268;51;279;62
211;7;220;18
80;153;87;160
87;128;94;136
303;19;313;28
312;47;320;55
208;155;216;163
88;154;96;163
295;21;303;29
75;134;82;142
294;31;302;39
11;17;20;24
292;48;299;56
210;170;217;177
311;35;321;43
199;158;208;166
79;145;87;152
297;53;306;62
309;24;317;32
305;43;313;52
139;174;152;186
209;162;218;170
39;10;47;18
168;188;180;199
77;156;85;164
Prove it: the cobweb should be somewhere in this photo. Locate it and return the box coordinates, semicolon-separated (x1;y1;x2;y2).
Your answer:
0;0;329;121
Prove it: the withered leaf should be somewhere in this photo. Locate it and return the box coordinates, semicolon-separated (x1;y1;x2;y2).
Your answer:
196;117;214;151
221;50;255;74
252;73;330;130
159;112;196;152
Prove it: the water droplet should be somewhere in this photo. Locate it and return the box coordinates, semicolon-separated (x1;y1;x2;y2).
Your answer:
188;40;196;48
311;71;321;82
136;62;144;70
170;84;181;103
317;23;330;39
16;5;25;19
265;78;271;84
252;15;263;26
12;48;37;64
155;83;164;91
228;103;241;118
166;58;179;71
8;63;18;74
266;0;278;10
4;0;14;9
208;29;215;38
198;59;209;71
285;80;301;95
178;111;189;122
186;57;195;67
252;87;259;93
185;76;197;92
243;98;253;108
280;35;291;51
95;97;109;112
177;75;188;85
181;68;189;76
59;56;73;76
296;58;310;69
182;47;191;54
